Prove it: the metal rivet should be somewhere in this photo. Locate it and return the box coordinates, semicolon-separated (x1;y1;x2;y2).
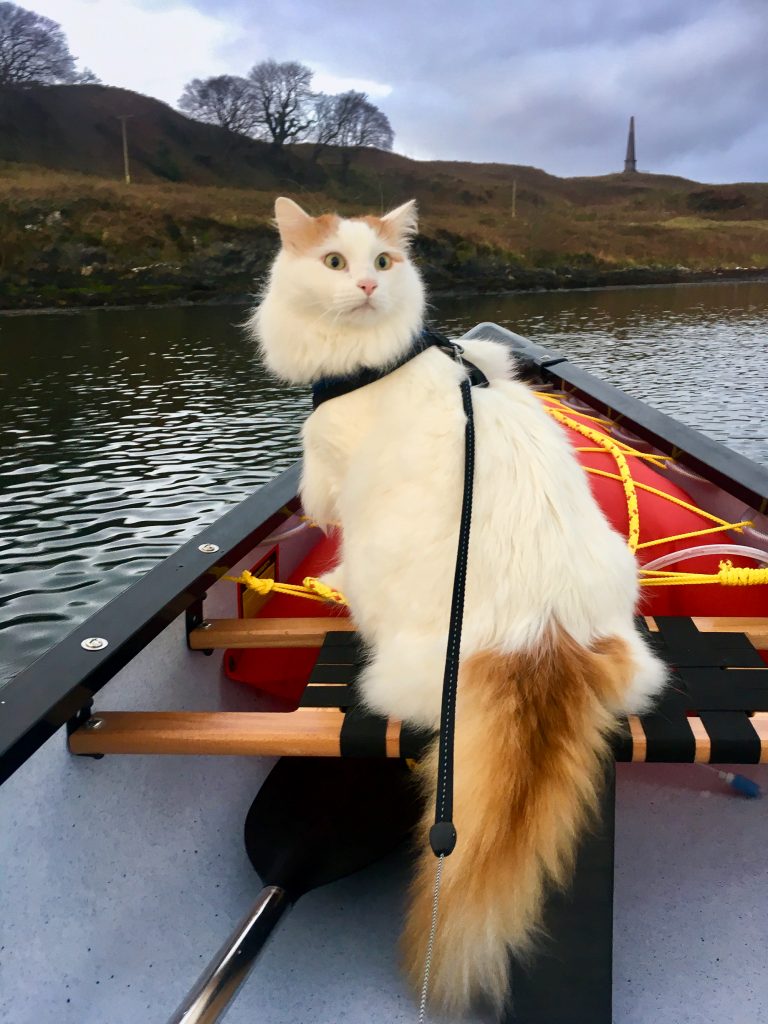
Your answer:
85;717;104;730
81;637;108;651
198;543;220;554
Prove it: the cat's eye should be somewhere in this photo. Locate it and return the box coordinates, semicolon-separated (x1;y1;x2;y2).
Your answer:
376;253;393;270
323;253;347;270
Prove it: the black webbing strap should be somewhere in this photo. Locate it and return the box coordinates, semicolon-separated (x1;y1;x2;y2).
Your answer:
429;374;478;858
312;327;459;409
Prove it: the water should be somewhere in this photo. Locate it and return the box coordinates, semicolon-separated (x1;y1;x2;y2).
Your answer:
1;280;767;685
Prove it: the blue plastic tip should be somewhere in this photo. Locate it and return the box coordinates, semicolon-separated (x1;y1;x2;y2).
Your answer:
729;774;762;799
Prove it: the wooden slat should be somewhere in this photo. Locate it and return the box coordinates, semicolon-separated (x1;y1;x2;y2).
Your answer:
687;716;711;762
188;617;355;650
644;616;768;650
690;617;768;651
191;615;767;652
68;710;768;762
68;710;346;757
752;713;768;764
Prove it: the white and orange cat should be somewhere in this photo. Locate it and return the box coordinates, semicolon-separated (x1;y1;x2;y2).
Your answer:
250;197;666;1017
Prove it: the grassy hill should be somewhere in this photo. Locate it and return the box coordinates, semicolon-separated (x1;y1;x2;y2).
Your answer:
1;85;767;309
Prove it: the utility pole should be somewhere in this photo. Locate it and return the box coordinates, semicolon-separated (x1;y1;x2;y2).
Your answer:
117;115;133;184
511;179;517;218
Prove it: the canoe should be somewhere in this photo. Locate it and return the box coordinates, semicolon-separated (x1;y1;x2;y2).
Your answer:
1;322;767;1024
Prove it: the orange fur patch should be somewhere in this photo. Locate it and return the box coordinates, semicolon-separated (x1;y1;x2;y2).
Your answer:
402;629;634;1015
279;212;340;255
352;214;400;244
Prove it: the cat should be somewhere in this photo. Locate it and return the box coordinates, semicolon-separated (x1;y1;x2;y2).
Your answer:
250;196;667;1017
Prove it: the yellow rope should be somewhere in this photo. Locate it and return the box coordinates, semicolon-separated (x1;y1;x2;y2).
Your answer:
640;561;768;587
546;407;641;553
582;467;737;528
636;522;752;551
543;404;763;590
224;570;348;605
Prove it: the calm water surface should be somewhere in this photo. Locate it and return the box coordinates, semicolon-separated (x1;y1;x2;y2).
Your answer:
1;280;767;685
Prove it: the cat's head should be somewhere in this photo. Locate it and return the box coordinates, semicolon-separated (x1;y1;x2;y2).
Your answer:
252;197;425;383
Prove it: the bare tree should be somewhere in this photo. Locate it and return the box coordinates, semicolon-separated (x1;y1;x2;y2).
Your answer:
340;97;394;150
336;94;394;177
72;67;101;84
309;90;370;161
178;75;258;136
309;93;341;159
248;59;314;148
0;2;76;85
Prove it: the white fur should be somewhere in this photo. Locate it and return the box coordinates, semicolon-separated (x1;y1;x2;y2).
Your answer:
250;202;667;729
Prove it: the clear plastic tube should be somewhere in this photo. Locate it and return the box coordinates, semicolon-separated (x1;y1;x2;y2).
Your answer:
642;544;768;572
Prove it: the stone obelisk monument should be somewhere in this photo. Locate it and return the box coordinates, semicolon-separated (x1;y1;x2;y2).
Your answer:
624;116;637;173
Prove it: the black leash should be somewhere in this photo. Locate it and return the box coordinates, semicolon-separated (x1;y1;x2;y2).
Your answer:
428;373;476;857
419;347;485;1021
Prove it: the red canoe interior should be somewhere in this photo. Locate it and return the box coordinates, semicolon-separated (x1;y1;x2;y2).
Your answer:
225;402;768;697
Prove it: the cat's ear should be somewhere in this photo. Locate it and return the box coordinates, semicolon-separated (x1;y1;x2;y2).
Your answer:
381;200;418;243
274;197;313;250
274;197;339;254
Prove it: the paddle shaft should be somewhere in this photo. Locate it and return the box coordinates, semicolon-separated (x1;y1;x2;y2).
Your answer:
167;885;291;1024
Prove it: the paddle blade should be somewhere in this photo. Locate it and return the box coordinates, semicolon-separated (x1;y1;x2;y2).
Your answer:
244;757;422;900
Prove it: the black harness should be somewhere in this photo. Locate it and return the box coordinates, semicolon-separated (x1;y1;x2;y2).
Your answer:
311;326;488;409
310;326;487;860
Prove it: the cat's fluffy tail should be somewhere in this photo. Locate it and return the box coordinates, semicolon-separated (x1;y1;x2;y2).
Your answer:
402;629;635;1016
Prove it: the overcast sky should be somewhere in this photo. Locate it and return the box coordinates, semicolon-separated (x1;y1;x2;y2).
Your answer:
36;0;767;183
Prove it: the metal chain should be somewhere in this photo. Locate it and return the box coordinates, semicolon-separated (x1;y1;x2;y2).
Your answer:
418;854;445;1023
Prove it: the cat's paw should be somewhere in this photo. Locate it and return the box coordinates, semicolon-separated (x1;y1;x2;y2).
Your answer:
318;566;345;594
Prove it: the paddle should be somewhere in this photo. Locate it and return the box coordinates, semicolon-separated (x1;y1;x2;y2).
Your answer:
167;756;422;1024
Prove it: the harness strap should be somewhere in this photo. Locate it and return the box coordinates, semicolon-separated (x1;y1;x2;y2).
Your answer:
311;327;487;409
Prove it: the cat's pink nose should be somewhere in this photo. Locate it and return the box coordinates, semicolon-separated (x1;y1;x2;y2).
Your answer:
358;279;378;296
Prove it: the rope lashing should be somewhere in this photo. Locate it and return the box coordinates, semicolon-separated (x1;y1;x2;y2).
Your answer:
640;560;768;587
542;403;761;587
224;569;348;605
546;406;641;554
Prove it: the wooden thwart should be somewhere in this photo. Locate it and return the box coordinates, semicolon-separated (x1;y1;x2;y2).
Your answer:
76;615;768;762
70;710;348;757
67;709;768;762
190;615;768;651
645;615;768;650
188;616;355;650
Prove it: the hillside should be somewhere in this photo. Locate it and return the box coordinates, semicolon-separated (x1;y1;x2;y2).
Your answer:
1;85;767;309
0;84;319;188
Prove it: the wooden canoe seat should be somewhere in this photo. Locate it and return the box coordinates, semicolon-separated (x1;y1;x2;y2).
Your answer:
188;617;355;650
71;616;768;763
188;615;768;652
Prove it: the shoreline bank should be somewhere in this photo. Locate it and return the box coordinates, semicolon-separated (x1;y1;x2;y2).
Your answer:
2;265;766;315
